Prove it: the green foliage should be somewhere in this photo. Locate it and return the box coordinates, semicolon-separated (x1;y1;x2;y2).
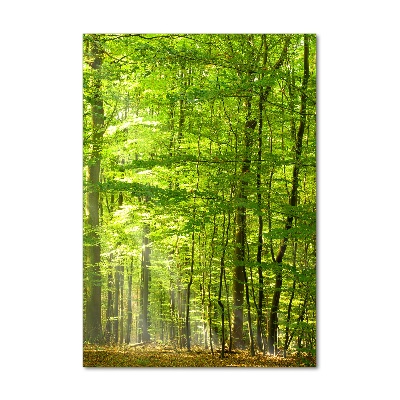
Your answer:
83;34;316;357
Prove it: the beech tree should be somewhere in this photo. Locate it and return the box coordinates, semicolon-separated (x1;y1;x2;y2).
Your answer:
83;34;105;343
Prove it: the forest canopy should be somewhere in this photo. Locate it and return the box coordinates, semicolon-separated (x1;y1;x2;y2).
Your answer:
83;33;316;365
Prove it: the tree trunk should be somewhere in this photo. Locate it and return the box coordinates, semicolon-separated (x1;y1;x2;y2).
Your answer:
113;265;120;343
218;209;231;358
170;284;177;343
243;264;255;356
84;34;105;343
268;34;310;355
296;298;307;350
125;259;133;344
201;273;208;349
185;229;195;350
208;279;214;355
104;255;114;343
119;265;124;344
186;143;200;351
141;223;151;342
255;35;270;353
232;117;257;349
284;240;297;357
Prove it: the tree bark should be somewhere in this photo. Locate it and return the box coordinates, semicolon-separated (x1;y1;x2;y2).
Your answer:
256;34;268;353
125;259;133;344
185;142;200;351
141;223;151;342
104;255;113;343
283;240;297;357
185;229;195;350
119;265;124;344
243;263;255;356
113;265;120;343
268;34;310;355
232;117;257;349
218;209;231;358
84;34;105;343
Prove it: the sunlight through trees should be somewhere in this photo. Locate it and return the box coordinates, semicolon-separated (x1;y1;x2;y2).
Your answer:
83;33;316;364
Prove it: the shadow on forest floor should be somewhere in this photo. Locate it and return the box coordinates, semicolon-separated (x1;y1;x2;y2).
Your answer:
83;343;316;367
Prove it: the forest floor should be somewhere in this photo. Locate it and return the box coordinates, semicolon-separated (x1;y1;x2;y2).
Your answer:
83;343;316;367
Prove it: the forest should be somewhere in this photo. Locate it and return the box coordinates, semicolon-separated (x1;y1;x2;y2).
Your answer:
83;33;316;367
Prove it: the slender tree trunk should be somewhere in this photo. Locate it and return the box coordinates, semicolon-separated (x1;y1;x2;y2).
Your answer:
208;279;214;355
243;264;255;356
185;229;195;350
170;284;176;343
296;295;308;350
105;255;114;343
119;265;124;344
179;286;187;348
159;288;165;342
113;265;120;343
205;215;217;354
218;209;231;358
232;116;257;349
254;34;269;353
141;223;151;342
224;267;233;352
84;34;105;343
268;34;310;355
125;259;133;344
256;62;266;353
284;280;296;357
284;240;297;357
201;273;208;349
185;142;200;351
218;267;225;357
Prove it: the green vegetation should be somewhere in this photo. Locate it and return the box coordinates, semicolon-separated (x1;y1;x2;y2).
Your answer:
83;33;316;366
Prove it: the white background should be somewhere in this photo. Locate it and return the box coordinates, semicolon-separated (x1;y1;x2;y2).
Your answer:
1;1;399;399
